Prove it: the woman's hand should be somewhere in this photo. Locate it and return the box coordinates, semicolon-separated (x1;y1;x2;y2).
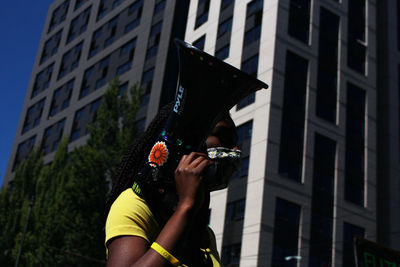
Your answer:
107;152;213;267
174;152;213;213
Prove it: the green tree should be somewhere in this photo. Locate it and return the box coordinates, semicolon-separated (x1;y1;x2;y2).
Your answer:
0;78;142;266
0;146;43;266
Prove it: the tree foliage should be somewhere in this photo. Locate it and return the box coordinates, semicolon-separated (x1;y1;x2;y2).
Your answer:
0;78;142;266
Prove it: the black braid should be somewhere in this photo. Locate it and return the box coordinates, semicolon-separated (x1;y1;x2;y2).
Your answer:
105;102;174;216
105;102;238;266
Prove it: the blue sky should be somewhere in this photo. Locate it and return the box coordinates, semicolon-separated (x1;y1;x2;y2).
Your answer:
0;0;54;187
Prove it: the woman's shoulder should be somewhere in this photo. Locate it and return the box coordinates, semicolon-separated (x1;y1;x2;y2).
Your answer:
107;188;157;224
105;188;160;245
112;188;145;206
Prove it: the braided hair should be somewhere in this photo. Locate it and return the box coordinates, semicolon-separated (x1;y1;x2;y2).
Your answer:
105;102;174;216
105;102;238;266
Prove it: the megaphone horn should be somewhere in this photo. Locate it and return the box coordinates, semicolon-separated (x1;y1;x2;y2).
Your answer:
136;39;268;222
163;39;269;154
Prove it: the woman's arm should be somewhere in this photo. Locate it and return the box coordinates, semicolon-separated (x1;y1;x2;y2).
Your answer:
107;152;212;267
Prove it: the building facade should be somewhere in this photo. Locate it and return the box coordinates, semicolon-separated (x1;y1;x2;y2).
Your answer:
4;0;400;266
3;0;189;185
185;0;380;266
376;0;400;253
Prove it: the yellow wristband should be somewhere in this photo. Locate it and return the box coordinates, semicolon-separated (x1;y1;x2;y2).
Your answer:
151;242;181;266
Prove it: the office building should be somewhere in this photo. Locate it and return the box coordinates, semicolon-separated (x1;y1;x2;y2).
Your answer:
376;0;400;253
4;0;400;266
3;0;189;185
185;0;380;266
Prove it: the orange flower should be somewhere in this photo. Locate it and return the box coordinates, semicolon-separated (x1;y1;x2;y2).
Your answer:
148;141;169;167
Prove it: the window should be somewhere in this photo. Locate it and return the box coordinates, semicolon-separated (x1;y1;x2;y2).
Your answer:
120;39;137;56
236;93;255;110
104;36;115;47
192;35;206;50
247;0;263;15
31;63;55;98
52;31;62;56
343;222;365;267
221;0;234;10
145;21;163;60
48;0;70;33
74;0;87;10
23;108;34;133
89;46;98;58
142;68;154;84
239;1;262;116
347;0;367;74
129;0;143;15
58;42;83;80
62;98;70;110
97;0;108;20
89;27;103;58
71;128;80;141
195;0;210;28
398;0;400;50
345;83;366;206
141;68;154;106
150;21;163;37
316;8;340;123
112;0;123;9
146;45;159;60
225;199;245;222
49;79;74;118
90;98;102;113
22;98;45;134
233;156;249;180
13;135;37;171
92;1;142;57
309;133;336;266
103;15;118;48
108;15;119;29
70;98;102;141
244;25;261;47
80;67;93;99
42;118;66;155
41;30;63;64
100;56;110;70
237;121;252;149
278;51;308;182
271;198;301;267
218;17;233;37
33;117;41;127
125;18;140;33
94;28;103;40
215;45;229;60
398;65;400;159
241;54;259;77
237;55;259;110
83;38;136;99
119;82;128;96
116;61;132;75
154;0;166;15
96;77;107;89
243;0;263;47
216;0;235;64
67;17;79;43
221;243;241;266
288;0;311;43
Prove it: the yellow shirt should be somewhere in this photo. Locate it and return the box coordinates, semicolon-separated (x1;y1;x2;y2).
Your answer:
105;188;221;266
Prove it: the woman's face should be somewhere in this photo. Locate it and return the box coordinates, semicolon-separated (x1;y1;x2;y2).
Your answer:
205;121;239;150
204;120;241;191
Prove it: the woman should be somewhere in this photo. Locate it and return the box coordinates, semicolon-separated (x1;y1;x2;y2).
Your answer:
105;102;239;266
